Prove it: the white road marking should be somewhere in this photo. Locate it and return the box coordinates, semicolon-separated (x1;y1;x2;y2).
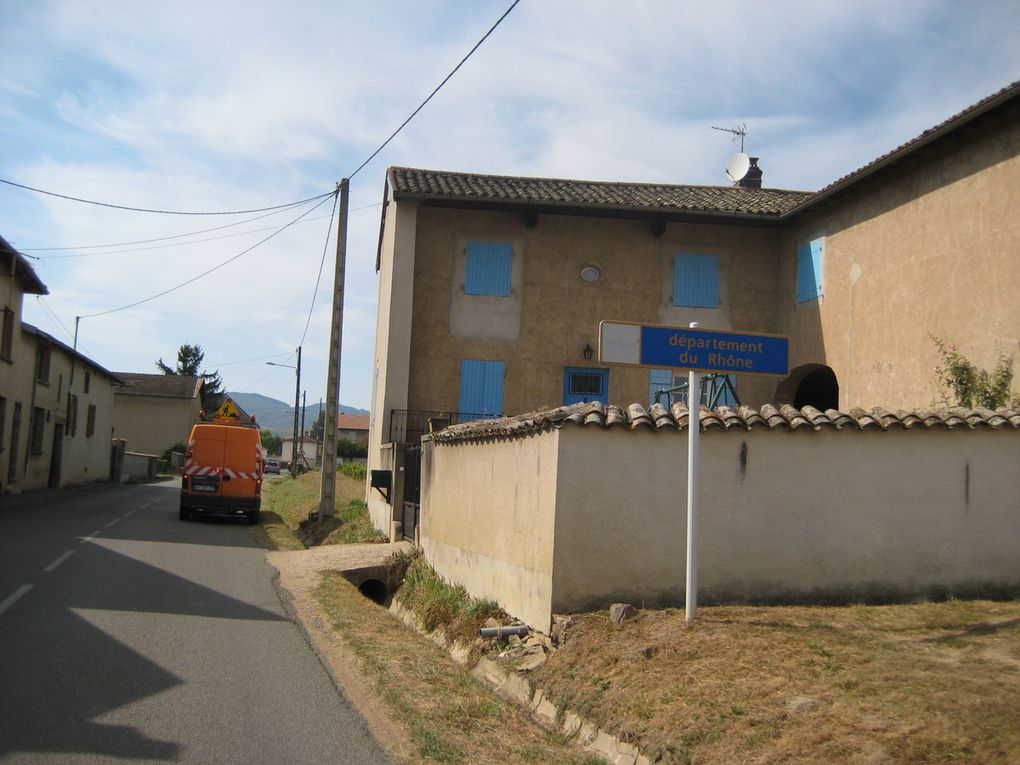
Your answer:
44;550;75;572
0;584;33;616
104;518;120;528
79;530;102;544
123;508;137;517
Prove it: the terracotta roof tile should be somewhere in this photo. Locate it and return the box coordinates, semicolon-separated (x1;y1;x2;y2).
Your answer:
389;167;814;219
427;402;1020;444
114;372;202;399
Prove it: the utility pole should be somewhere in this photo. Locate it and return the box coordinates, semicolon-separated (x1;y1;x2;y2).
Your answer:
291;346;302;478
319;179;349;521
300;390;307;460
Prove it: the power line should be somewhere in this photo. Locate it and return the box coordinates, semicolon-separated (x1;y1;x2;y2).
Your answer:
35;296;76;345
347;0;521;181
206;351;293;368
21;202;382;254
0;177;335;216
298;187;340;348
31;203;382;260
78;191;337;319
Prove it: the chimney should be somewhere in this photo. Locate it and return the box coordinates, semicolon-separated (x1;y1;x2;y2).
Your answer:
738;157;763;188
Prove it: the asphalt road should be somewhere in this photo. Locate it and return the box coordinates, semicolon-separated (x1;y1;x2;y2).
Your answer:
0;479;390;764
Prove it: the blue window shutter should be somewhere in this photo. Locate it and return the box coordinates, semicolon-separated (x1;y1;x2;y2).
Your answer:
465;241;512;296
673;253;719;308
460;360;505;419
648;368;674;406
797;239;823;302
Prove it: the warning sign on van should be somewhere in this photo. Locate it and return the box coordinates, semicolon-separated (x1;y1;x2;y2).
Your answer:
213;397;250;424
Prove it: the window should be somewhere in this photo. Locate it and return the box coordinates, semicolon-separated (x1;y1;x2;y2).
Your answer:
649;368;676;406
673;253;719;308
1;307;13;361
563;368;609;405
465;241;512;296
30;407;46;455
459;359;505;420
36;342;51;383
66;394;78;437
0;396;6;450
797;238;824;303
86;404;97;437
84;372;91;394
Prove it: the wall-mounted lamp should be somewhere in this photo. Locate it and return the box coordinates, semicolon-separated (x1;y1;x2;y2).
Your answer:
583;343;594;360
580;263;601;282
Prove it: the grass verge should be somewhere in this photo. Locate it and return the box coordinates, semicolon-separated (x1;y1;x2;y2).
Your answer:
530;600;1020;764
257;469;386;549
314;570;607;765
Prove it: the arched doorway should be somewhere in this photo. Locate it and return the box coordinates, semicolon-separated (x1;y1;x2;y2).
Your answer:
775;364;840;411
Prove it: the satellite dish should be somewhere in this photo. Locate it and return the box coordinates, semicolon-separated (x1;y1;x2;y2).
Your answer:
726;152;751;182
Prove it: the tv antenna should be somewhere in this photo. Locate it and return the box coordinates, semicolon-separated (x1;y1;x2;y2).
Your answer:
711;123;747;152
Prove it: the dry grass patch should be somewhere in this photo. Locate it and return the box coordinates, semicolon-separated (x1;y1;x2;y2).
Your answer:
260;470;385;547
314;571;606;765
531;600;1020;764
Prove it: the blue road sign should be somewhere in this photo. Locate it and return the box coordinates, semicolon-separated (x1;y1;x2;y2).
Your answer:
640;325;789;376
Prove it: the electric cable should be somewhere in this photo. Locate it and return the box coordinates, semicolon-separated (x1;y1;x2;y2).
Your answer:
298;188;340;348
31;203;382;260
21;204;315;251
347;0;521;181
35;296;76;345
205;352;293;368
77;191;337;319
0;177;334;216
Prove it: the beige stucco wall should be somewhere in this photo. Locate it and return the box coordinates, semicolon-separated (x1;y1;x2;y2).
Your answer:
422;424;1020;631
112;394;199;457
368;192;419;531
776;104;1020;410
420;431;561;632
406;208;783;419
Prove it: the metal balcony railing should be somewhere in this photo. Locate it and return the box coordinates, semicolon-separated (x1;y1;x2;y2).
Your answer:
388;409;495;444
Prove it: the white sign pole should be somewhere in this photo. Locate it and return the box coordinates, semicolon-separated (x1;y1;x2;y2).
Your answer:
686;322;701;621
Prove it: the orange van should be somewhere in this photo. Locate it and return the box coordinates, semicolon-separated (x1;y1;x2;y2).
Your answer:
180;422;264;524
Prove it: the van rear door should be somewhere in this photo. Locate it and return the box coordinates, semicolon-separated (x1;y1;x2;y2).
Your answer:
221;427;262;503
187;425;227;497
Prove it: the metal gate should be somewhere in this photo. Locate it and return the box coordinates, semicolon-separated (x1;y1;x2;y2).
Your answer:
402;443;421;542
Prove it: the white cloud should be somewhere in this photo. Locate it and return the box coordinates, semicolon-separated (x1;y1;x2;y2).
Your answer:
3;0;1019;407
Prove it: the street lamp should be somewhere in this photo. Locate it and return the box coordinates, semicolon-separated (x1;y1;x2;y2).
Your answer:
267;346;302;478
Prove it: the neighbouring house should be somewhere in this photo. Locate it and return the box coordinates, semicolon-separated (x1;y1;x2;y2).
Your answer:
337;413;370;445
282;435;319;467
112;373;202;458
368;79;1020;539
2;235;122;494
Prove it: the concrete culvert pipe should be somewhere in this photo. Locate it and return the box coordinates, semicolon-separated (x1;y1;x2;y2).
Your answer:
358;579;389;605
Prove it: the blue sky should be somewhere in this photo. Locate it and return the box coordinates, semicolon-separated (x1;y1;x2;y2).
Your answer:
2;0;1018;413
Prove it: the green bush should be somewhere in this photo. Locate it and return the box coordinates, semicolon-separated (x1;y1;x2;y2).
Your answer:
931;336;1017;408
338;463;367;481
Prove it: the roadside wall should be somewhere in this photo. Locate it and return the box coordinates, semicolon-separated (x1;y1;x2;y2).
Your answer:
420;431;560;633
421;407;1020;632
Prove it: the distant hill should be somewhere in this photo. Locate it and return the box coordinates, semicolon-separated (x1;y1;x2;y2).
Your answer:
226;392;369;433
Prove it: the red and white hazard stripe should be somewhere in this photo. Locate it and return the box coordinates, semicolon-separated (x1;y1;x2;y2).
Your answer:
182;463;260;481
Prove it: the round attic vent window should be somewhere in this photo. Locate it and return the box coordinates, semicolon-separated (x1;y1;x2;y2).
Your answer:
580;264;602;282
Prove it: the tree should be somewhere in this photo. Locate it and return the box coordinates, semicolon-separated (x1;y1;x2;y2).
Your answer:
260;429;283;456
157;343;224;413
309;410;325;442
336;438;367;460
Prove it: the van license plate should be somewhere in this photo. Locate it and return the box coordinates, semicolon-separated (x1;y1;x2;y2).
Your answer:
191;475;220;492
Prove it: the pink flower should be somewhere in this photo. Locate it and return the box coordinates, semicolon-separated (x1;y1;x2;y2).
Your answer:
948;343;957;351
